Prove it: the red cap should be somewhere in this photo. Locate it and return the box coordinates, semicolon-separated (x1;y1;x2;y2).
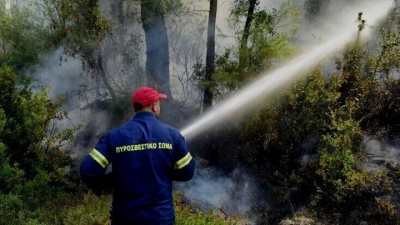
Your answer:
132;87;167;107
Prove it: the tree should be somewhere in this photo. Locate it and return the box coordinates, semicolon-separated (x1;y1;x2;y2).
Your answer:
0;0;50;73
202;0;217;110
237;0;257;75
188;0;300;197
212;0;298;97
141;0;171;96
40;0;114;99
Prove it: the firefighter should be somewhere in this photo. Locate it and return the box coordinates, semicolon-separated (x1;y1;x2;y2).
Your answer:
80;86;195;225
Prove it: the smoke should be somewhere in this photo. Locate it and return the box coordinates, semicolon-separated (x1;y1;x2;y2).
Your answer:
32;47;117;156
295;0;383;50
175;161;262;223
362;137;400;171
33;47;83;105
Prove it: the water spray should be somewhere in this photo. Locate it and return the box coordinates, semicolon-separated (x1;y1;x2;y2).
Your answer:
180;0;394;141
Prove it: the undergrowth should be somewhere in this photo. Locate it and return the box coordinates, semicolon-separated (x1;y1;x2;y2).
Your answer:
0;190;238;225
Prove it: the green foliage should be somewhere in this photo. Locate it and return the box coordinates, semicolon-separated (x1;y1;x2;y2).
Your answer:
175;191;239;225
0;191;237;225
240;18;400;221
310;101;369;210
0;192;24;224
0;191;106;224
0;0;51;72
0;64;82;222
0;65;59;172
62;193;112;225
195;0;299;99
38;0;110;68
241;65;398;223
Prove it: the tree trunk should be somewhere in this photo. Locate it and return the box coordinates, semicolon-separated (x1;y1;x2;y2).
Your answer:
140;0;181;124
140;0;171;96
97;54;117;100
238;0;257;77
203;0;217;111
90;0;117;100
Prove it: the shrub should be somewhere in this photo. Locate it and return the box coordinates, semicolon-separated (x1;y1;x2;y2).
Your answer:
0;65;81;220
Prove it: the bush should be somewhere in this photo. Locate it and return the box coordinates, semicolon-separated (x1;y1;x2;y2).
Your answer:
0;65;81;221
174;191;240;225
242;65;398;223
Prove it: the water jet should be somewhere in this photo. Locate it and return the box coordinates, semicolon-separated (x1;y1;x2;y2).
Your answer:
180;0;394;141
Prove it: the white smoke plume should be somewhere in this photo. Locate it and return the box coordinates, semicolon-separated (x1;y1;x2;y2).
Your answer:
32;48;116;156
33;47;83;105
362;137;400;171
175;162;261;223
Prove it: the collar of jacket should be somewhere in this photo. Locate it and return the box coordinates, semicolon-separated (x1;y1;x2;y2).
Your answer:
134;111;156;119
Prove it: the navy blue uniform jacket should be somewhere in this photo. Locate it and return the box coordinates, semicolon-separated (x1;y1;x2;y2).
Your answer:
80;112;195;225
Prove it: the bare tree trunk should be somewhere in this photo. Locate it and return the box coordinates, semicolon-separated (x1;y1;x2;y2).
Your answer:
90;0;117;100
238;0;257;77
97;54;117;100
140;0;171;96
140;0;180;124
203;0;217;111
